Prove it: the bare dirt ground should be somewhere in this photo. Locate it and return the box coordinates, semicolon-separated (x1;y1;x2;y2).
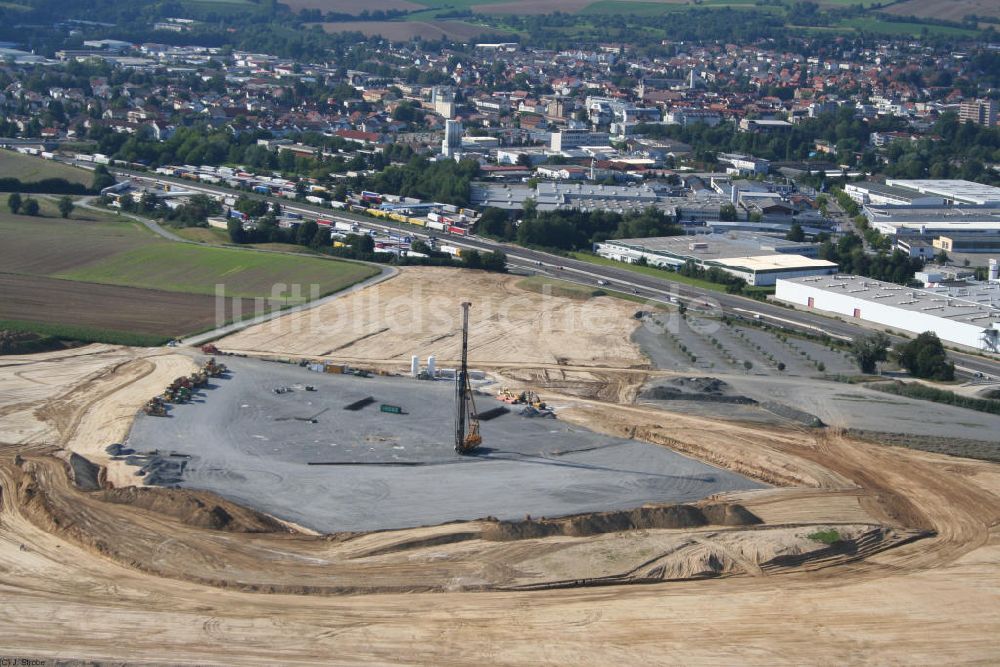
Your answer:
1;268;999;663
219;266;648;370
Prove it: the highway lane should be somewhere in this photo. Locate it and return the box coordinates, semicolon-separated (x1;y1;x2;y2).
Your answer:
107;166;1000;378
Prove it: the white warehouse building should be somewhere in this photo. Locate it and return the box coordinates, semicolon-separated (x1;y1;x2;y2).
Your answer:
775;274;1000;353
595;235;837;286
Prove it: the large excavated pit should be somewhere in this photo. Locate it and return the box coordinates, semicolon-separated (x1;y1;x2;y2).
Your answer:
126;357;764;532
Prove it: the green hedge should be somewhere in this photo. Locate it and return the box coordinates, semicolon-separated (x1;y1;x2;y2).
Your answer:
0;319;170;348
872;381;1000;416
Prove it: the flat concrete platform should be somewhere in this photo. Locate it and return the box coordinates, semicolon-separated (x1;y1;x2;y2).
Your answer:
127;357;763;532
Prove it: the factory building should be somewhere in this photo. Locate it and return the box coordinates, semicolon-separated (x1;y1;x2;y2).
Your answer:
862;205;1000;237
595;233;837;286
775;273;1000;353
882;179;1000;206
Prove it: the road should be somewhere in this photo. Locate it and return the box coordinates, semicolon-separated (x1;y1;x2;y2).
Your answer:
101;165;1000;378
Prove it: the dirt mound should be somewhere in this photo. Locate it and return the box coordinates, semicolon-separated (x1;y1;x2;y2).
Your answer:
700;502;763;526
667;377;731;394
762;402;825;427
641;377;757;405
482;503;760;541
96;486;292;533
67;453;104;491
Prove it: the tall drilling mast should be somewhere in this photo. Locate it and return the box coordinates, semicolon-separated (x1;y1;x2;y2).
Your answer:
455;302;481;454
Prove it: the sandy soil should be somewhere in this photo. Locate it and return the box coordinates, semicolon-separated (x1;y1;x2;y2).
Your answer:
1;267;999;663
219;266;648;370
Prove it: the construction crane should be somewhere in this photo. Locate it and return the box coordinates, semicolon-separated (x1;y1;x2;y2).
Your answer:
455;301;482;454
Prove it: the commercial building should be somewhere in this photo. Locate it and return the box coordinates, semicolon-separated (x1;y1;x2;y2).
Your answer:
739;118;793;133
959;98;998;127
550;129;612;152
845;182;943;207
883;179;1000;206
863;204;1000;237
442;119;462;158
933;235;1000;254
775;274;1000;353
595;233;836;286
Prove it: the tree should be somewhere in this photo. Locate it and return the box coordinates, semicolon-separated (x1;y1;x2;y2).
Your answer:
22;198;39;216
296;220;319;246
522;197;538;220
786;222;805;242
58;196;74;218
719;203;738;221
7;192;21;214
743;360;753;374
895;332;955;381
461;249;483;270
850;331;890;374
227;218;246;244
477;207;510;239
482;250;507;273
91;164;115;192
310;225;330;249
934;250;949;265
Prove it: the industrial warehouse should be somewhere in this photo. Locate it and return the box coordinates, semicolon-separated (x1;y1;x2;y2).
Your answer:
595;233;838;286
775;271;1000;352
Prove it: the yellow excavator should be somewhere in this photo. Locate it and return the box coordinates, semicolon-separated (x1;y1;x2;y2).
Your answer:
455;302;482;454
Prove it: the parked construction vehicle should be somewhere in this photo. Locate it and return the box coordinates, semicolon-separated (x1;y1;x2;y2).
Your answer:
203;357;227;377
455;302;481;455
143;397;167;416
496;387;547;410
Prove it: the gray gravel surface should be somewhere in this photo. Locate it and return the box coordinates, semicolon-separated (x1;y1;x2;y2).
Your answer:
127;357;763;532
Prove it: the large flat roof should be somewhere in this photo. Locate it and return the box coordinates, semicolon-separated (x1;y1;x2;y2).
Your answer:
714;255;836;272
781;274;1000;328
605;233;817;259
886;179;1000;205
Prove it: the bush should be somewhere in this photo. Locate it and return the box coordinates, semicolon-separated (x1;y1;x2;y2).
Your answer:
872;382;1000;416
894;332;955;381
807;529;842;545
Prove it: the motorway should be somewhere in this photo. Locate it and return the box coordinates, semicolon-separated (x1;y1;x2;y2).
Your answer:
106;165;1000;378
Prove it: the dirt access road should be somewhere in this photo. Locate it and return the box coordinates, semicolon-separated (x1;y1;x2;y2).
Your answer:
0;268;998;663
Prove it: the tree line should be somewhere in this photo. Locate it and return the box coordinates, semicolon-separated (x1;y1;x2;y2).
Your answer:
482;206;682;251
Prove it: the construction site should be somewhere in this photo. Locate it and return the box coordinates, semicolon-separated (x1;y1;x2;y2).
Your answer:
1;266;999;664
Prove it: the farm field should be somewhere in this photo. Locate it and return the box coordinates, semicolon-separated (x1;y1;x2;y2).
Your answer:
0;209;379;341
282;0;420;12
56;242;378;298
881;0;1000;22
0;274;245;343
835;16;980;36
313;19;502;39
0;149;95;187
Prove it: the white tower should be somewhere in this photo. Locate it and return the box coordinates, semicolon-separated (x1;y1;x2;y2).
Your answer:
989;258;999;283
